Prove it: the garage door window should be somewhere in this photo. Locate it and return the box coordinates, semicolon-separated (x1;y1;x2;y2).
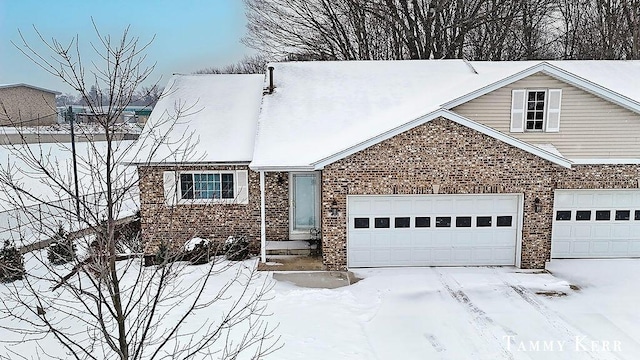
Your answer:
375;218;390;228
394;217;410;228
435;217;452;227
595;210;611;220
497;216;513;227
615;210;631;221
576;210;591;221
354;218;369;228
556;211;571;220
456;217;472;227
415;217;430;227
477;216;492;227
636;210;640;220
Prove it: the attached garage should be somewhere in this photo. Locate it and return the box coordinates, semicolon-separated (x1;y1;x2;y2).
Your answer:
347;194;523;267
551;189;640;258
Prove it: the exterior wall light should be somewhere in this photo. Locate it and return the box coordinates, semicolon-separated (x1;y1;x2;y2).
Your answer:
330;200;339;216
534;197;542;213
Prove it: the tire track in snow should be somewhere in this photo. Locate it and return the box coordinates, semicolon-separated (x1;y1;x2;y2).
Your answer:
501;272;622;360
435;269;515;360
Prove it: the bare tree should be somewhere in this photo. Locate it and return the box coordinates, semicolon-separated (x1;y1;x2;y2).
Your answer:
0;20;279;360
195;54;269;74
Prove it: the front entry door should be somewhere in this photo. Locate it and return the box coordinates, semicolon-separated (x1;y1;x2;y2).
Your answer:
290;172;320;239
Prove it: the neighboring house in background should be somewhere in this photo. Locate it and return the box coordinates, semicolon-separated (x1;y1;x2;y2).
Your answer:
0;83;60;126
130;60;640;271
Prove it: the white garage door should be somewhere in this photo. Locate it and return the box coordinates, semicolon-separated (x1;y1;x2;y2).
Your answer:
552;189;640;258
347;194;521;267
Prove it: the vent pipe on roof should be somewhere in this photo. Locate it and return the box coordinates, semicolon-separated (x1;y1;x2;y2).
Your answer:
266;66;275;94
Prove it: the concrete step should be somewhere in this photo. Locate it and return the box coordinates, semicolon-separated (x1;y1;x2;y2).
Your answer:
265;240;317;256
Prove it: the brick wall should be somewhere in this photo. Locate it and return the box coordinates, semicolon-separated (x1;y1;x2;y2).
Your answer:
557;165;640;189
321;117;561;270
0;86;57;126
138;164;290;253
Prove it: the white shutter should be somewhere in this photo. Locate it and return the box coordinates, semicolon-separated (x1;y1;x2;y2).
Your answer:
545;89;562;132
235;170;249;204
163;171;178;206
510;89;526;133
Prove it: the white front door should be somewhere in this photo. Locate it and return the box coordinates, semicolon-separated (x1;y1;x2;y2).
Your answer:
290;172;320;239
552;189;640;258
347;194;522;267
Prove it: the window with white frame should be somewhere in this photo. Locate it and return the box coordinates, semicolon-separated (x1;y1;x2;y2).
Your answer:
180;173;234;200
162;169;249;206
510;88;562;133
525;90;546;131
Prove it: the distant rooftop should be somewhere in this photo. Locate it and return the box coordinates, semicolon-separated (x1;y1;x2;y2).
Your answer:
0;83;61;95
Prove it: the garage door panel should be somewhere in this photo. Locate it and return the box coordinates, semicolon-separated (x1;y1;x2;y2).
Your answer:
414;200;432;213
393;200;412;213
552;189;640;259
350;199;371;214
434;199;454;212
593;193;614;207
496;198;518;212
348;194;520;267
349;233;372;248
432;249;453;263
453;249;472;261
373;200;392;213
556;193;576;207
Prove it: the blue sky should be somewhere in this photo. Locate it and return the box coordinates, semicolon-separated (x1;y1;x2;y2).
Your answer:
0;0;251;93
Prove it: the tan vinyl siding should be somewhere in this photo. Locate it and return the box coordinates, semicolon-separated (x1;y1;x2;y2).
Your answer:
452;73;640;159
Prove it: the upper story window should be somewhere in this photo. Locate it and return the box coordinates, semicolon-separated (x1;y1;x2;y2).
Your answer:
511;88;562;133
162;169;249;206
526;90;546;131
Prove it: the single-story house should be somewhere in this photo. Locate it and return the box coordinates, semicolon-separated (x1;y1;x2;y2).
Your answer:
130;60;640;270
0;83;60;126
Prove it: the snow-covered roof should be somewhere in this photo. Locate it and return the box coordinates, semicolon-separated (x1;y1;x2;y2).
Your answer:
0;83;61;95
250;60;526;169
250;60;640;169
125;74;264;164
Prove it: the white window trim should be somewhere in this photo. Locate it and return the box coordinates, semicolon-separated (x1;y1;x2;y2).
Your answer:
524;89;547;132
177;170;240;205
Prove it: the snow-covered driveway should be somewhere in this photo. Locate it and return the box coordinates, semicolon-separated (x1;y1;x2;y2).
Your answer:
270;260;640;360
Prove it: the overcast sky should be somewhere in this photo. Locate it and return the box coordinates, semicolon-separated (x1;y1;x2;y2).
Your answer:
0;0;251;93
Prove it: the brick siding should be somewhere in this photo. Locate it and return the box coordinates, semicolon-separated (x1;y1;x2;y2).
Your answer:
138;164;289;254
139;118;640;270
321;117;562;270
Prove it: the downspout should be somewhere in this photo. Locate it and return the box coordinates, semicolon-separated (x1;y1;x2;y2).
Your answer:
260;171;266;263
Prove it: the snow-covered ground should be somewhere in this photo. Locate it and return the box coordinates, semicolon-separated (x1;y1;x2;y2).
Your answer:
2;258;638;359
272;260;640;359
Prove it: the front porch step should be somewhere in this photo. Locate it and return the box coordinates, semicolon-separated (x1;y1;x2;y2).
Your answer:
265;240;317;256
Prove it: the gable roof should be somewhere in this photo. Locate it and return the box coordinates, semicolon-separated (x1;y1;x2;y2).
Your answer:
250;60;640;170
125;74;264;165
0;83;61;95
442;61;640;113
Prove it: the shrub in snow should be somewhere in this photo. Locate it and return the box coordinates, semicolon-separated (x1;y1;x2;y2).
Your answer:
223;235;249;261
155;240;171;265
183;237;211;265
47;227;76;265
0;240;25;282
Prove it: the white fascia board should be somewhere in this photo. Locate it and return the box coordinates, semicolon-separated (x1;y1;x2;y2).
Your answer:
249;164;315;172
540;64;640;114
127;161;252;167
441;62;640;115
570;158;640;165
441;64;548;109
312;109;573;169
